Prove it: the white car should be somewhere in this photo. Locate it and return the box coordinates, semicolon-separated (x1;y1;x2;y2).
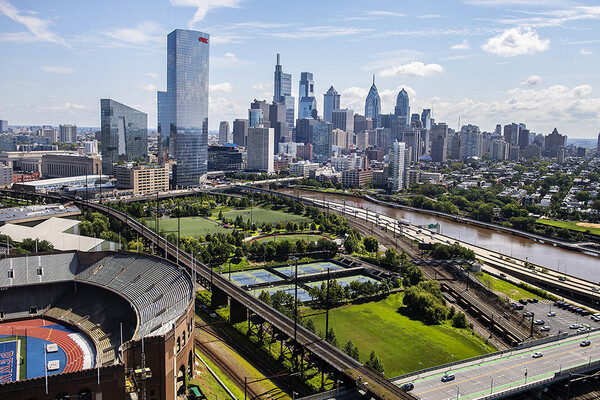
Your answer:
532;352;543;358
547;311;556;317
539;326;551;331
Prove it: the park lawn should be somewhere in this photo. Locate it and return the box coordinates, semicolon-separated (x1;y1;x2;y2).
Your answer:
305;293;494;378
536;218;600;236
144;216;231;237
220;207;310;226
475;272;543;301
254;233;331;243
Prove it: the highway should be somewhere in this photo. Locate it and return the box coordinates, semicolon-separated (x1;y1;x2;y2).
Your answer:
392;331;600;400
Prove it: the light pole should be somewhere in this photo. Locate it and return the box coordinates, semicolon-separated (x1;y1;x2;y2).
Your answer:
524;366;528;384
490;376;493;394
289;256;299;369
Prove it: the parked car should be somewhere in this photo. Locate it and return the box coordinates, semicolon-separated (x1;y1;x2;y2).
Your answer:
580;340;591;347
519;299;528;305
441;374;455;382
547;311;556;317
500;273;506;277
401;383;414;392
540;326;551;331
534;319;545;325
523;312;533;318
531;298;539;303
532;352;543;358
558;277;566;281
570;324;580;329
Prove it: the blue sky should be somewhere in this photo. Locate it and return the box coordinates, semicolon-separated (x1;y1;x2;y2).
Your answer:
1;0;599;138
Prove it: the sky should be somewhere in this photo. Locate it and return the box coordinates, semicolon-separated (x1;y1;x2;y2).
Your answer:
1;0;599;139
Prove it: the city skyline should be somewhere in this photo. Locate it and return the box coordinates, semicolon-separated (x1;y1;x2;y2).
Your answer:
1;0;600;138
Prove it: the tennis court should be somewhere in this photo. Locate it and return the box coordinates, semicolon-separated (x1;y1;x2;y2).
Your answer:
305;275;379;289
227;270;281;286
274;261;344;277
251;285;312;302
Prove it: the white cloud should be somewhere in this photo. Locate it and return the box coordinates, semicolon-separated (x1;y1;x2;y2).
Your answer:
105;21;163;45
210;82;233;93
41;65;73;74
580;48;592;55
380;62;444;77
451;40;470;50
269;26;373;39
496;6;600;28
133;84;158;92
520;75;542;85
146;72;159;78
170;0;245;28
0;0;67;46
482;27;549;56
212;52;251;68
464;0;576;6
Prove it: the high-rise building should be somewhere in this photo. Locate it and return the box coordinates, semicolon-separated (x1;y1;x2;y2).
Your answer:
403;128;422;162
503;123;520;147
421;109;432;130
461;124;482;160
166;29;210;186
410;114;421;127
365;75;381;127
0;120;8;132
543;128;566;157
269;102;289;152
232;119;248;147
311;122;333;163
59;124;77;143
430;123;448;163
518;127;530;150
39;127;58;142
331;109;354;133
354;115;373;133
295;118;317;144
248;109;264;128
157;90;170;158
219;121;230;145
394;89;410;128
389;141;406;193
100;99;148;175
273;54;295;129
298;72;317;119
323;86;340;123
247;127;274;173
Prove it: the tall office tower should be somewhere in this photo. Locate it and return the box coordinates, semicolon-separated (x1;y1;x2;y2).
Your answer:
448;132;463;160
403;128;422;161
269;102;289;152
518;128;530;150
311;121;333;163
332;109;354;133
356;131;369;150
461;124;482;160
495;124;502;136
421;109;431;130
365;75;381;127
410;114;421;127
388;141;406;193
295;118;317;144
375;127;392;152
157;90;170;158
0;120;8;132
354;115;373;133
430;123;448;163
100;99;148;175
248;109;264;128
166;29;210;186
503;123;520;146
273;54;295;128
247;127;274;173
323;86;340;123
59;124;77;143
232;119;248;147
298;72;317;119
394;89;410;128
219;121;230;145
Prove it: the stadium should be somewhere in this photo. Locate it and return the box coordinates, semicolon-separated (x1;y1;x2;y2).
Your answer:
0;250;195;400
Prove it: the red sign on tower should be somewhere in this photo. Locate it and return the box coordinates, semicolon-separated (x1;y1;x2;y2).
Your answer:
198;37;208;44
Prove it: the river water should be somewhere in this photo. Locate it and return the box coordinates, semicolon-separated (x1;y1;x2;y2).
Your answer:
277;188;600;283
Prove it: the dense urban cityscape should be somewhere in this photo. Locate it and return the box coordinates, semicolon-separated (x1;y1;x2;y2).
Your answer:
1;1;600;400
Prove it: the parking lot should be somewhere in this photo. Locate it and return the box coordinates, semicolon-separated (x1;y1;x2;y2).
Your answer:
513;299;599;335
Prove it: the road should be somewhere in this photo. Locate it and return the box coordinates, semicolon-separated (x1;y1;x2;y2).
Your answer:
392;331;600;400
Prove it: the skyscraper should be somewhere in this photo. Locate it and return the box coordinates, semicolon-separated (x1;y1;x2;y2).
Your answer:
100;99;148;175
430;123;448;163
247;127;274;173
219;121;229;145
232;119;248;147
394;89;410;128
269;102;289;152
166;29;210;186
323;86;340;123
461;124;482;160
331;109;354;133
312;121;333;163
157;90;170;158
421;109;432;130
298;72;317;119
365;75;381;127
273;54;295;129
389;141;406;193
59;124;77;143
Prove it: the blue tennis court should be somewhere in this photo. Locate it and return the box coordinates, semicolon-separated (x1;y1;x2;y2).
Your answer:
228;270;280;286
274;262;344;277
306;275;379;288
0;340;18;383
257;285;312;302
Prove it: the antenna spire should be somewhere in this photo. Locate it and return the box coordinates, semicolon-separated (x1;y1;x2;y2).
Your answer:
372;73;375;86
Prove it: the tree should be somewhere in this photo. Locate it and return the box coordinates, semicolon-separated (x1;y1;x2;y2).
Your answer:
363;236;378;253
326;328;338;347
343;340;360;361
305;318;316;334
365;351;384;375
451;312;468;329
258;291;272;307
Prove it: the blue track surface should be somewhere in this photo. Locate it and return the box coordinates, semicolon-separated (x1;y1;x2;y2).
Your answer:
0;340;18;383
27;337;67;378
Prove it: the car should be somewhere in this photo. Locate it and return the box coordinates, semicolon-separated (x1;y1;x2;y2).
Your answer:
532;298;539;303
540;326;551;331
559;277;567;281
580;340;591;347
500;273;506;277
401;383;414;392
593;287;599;292
514;304;524;310
532;352;543;358
578;327;589;333
441;374;455;382
570;324;580;329
209;312;217;318
592;316;600;322
527;298;534;303
581;311;591;316
519;299;528;305
553;301;562;307
547;311;556;317
534;319;545;325
523;312;533;318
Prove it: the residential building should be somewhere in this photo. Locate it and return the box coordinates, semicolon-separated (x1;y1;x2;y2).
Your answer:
364;75;381;127
523;144;542;160
39;127;58;142
269;101;289;152
430;123;447;163
0;135;17;152
0;120;7;132
247;127;274;173
232;119;248;147
296;143;313;160
389;141;407;193
491;138;509;160
298;72;317;119
100;98;148;175
331;129;348;149
59;124;77;143
342;169;372;188
544;128;567;157
331;109;354;133
289;160;319;177
372;169;388;189
83;140;98;155
42;154;102;178
331;153;366;171
355;131;369;150
0;165;12;187
448;132;462;160
273;54;295;129
312;121;333;163
323;86;340;123
219;121;229;145
208;145;244;171
461;124;483;160
114;164;169;195
503;123;520;147
403;128;422;162
278;142;298;157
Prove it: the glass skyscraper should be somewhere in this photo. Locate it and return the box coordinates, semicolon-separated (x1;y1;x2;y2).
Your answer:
298;72;317;119
394;88;410;128
273;54;295;129
365;75;381;128
100;99;147;175
166;29;209;187
323;86;340;123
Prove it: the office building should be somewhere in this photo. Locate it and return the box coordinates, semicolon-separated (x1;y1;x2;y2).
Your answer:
289;160;319;177
83;140;99;155
421;109;432;130
332;109;354;133
279;141;298;157
394;89;410;128
0;135;17;152
114;164;169;195
0;165;12;187
42;154;102;178
403;128;422;162
232;119;248;147
354;115;373;133
0;120;8;132
342;169;372;188
39;127;58;142
331;129;349;149
312;121;333;163
323;86;340;123
503;123;520;147
298;72;317;119
296;143;313;160
248;108;264;128
269;102;289;151
100;99;148;175
449;132;462;160
273;54;295;129
295;118;317;144
389;141;406;193
166;29;210;186
157;90;171;158
356;131;369;150
59;124;77;143
518;127;531;150
247;127;274;173
365;75;381;127
544;128;567;157
461;124;483;160
219;121;230;145
523;144;542;160
208;145;244;171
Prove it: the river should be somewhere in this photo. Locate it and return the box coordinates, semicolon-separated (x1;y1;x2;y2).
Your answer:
277;188;600;283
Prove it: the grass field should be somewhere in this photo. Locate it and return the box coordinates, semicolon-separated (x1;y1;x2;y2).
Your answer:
145;216;231;237
304;293;494;378
536;218;600;236
220;207;310;225
475;272;543;301
253;233;330;243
